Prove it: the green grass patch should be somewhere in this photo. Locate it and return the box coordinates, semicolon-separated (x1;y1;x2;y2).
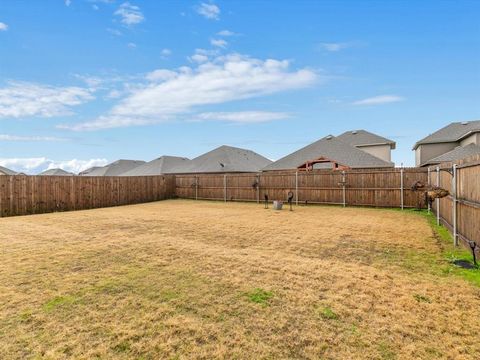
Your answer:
245;288;273;306
413;294;431;303
43;295;79;312
407;209;480;287
318;306;339;320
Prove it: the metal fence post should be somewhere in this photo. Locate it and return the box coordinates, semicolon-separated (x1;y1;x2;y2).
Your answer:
452;164;458;246
400;167;404;210
295;171;298;206
342;170;346;207
224;174;227;203
427;167;431;213
256;174;260;204
195;176;198;200
436;166;440;225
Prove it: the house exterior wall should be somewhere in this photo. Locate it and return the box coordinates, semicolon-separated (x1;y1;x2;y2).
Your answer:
356;144;391;162
460;133;480;146
415;142;458;166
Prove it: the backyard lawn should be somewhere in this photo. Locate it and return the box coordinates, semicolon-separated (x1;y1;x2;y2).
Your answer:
0;199;479;359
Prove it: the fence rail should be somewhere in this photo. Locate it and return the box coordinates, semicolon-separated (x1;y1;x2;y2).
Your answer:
0;175;175;217
429;154;480;250
175;168;428;208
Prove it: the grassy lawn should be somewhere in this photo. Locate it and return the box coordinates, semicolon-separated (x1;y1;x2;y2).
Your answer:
0;200;479;359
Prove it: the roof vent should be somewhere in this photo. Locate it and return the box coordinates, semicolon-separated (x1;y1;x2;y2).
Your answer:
326;135;333;140
352;130;358;134
219;163;225;168
461;121;469;125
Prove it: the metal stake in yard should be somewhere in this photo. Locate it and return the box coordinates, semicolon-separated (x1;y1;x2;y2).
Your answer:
224;174;227;203
195;176;198;200
295;171;298;206
400;167;404;210
436;166;440;225
452;164;458;246
427;167;431;213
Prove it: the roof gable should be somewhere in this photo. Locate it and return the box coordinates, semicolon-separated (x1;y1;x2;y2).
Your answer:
120;156;191;176
0;165;18;175
177;145;272;173
414;120;480;149
263;135;393;171
337;130;396;149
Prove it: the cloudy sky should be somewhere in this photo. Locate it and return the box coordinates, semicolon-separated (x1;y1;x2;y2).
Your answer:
0;0;479;173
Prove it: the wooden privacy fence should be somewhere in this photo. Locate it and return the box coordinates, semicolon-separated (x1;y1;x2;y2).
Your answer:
429;154;480;249
175;168;428;208
0;175;175;217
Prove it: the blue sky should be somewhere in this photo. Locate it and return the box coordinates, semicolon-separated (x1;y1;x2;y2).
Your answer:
0;0;479;173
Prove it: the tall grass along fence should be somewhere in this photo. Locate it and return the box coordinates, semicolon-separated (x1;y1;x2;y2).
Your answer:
175;168;428;208
429;154;480;249
0;175;175;217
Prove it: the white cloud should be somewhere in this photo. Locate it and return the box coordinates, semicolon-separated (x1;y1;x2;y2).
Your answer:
92;4;99;10
0;22;8;31
127;42;137;48
107;28;122;36
352;95;405;106
65;0;72;6
197;111;289;124
318;42;350;52
210;38;227;48
0;158;108;174
114;2;144;26
0;134;67;142
145;69;177;82
0;81;93;118
197;2;220;20
161;48;172;59
217;30;236;37
61;53;317;131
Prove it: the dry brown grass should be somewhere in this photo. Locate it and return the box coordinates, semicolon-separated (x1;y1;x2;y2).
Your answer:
1;199;479;359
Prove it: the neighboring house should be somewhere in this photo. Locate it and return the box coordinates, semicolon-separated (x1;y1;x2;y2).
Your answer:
39;168;74;176
263;135;394;172
176;145;272;173
414;120;480;166
0;165;18;175
421;143;480;166
79;159;145;176
337;130;396;162
120;156;191;176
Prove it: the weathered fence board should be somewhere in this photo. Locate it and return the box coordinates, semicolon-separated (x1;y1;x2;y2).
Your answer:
0;175;175;217
430;154;480;251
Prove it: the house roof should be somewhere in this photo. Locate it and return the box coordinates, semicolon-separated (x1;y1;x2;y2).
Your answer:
422;143;480;166
262;135;394;171
0;165;18;175
175;145;272;173
80;159;145;176
39;168;73;176
337;130;396;149
120;156;191;176
413;120;480;150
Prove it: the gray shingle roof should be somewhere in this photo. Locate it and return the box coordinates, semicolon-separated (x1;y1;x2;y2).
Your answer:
0;165;18;175
337;130;396;149
79;159;145;176
422;143;480;166
39;168;74;176
175;145;272;173
120;156;191;176
262;135;394;171
414;120;480;149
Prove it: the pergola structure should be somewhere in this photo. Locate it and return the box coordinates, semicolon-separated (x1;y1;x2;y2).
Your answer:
296;157;351;171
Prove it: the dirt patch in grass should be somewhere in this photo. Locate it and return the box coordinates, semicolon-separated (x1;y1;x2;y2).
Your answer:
1;199;480;359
